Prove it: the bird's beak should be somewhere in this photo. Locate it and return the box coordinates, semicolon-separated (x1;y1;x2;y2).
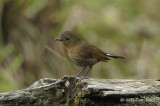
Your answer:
55;38;62;41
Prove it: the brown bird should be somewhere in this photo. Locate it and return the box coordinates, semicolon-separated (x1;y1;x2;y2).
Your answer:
56;31;125;78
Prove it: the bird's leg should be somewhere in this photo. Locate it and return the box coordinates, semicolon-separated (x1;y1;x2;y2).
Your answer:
75;66;87;77
79;66;92;80
84;65;92;77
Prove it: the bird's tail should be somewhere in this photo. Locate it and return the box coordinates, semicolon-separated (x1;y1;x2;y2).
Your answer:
106;53;125;59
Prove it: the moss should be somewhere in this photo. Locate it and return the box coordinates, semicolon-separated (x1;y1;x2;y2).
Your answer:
74;93;83;105
74;93;94;106
74;88;104;106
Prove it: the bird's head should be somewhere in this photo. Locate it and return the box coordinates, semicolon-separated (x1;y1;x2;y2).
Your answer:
56;31;81;47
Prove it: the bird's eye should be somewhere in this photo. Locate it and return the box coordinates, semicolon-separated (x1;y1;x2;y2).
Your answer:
66;37;70;40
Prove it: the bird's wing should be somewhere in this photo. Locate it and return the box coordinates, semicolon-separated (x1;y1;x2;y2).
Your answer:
78;41;110;61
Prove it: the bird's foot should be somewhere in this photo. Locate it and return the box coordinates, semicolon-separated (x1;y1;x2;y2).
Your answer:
74;74;88;80
74;74;79;77
79;76;88;80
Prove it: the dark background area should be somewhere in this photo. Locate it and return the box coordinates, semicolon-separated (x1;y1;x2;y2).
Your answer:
0;0;160;92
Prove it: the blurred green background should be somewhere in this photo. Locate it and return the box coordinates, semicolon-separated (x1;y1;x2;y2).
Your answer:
0;0;160;92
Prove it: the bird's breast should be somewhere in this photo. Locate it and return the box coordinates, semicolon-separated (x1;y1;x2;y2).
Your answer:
66;47;98;66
